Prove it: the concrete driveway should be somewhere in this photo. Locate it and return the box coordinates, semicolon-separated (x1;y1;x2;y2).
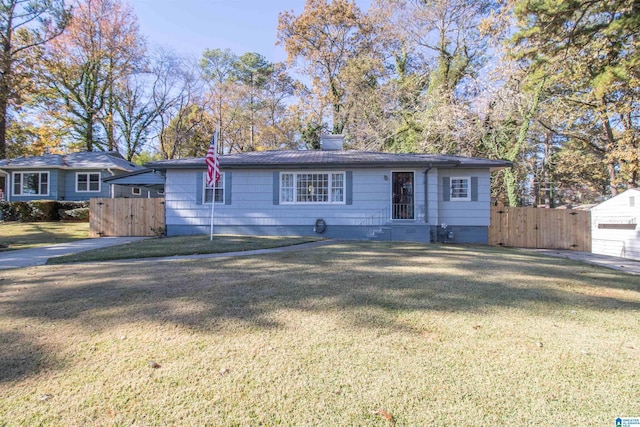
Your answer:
528;249;640;275
0;237;149;270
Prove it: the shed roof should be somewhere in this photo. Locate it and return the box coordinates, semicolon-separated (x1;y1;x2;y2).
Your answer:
0;151;141;172
102;168;165;186
146;150;512;171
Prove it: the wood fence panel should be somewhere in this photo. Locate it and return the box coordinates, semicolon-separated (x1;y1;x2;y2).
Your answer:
90;198;165;237
488;207;591;251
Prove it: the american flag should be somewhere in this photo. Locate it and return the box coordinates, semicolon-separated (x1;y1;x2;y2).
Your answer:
205;131;220;187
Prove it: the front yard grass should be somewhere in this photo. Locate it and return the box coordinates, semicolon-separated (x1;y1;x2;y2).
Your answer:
0;222;89;251
1;242;639;426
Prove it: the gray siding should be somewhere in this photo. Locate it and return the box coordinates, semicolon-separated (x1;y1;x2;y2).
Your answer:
61;170;111;201
111;185;163;198
591;189;640;260
437;169;491;227
165;168;402;229
8;169;60;201
164;167;492;243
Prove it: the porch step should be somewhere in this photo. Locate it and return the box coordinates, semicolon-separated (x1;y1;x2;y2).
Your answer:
365;226;392;241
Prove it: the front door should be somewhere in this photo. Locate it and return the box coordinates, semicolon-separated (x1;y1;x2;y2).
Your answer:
392;172;414;220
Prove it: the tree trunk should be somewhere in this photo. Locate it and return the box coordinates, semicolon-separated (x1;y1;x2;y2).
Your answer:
0;91;8;159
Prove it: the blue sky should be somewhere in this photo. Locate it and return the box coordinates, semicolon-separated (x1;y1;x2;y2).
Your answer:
130;0;371;63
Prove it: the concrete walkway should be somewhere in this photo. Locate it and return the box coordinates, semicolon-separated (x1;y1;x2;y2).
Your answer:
0;237;149;270
528;249;640;275
2;237;640;275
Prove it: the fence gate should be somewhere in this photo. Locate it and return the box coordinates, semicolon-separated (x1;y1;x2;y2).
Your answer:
90;198;165;237
488;207;591;251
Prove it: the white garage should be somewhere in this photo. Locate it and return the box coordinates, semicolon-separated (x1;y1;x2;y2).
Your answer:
591;189;640;260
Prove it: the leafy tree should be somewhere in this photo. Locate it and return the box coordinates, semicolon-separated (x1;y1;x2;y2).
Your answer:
162;104;214;158
200;48;236;152
0;0;70;158
278;0;372;134
511;0;640;195
157;56;206;159
40;0;145;152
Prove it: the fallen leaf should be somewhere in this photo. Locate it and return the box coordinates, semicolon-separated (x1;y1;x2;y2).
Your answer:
148;360;161;369
39;394;53;402
373;409;395;425
219;367;231;375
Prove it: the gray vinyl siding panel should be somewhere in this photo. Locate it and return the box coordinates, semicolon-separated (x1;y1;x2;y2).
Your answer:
9;169;60;201
111;185;163;198
61;170;111;201
438;169;491;227
164;167;490;231
166;168;416;228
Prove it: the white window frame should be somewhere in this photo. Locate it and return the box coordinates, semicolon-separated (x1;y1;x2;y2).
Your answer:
131;187;142;196
76;172;101;192
280;171;346;204
12;171;50;196
203;172;224;204
450;176;471;201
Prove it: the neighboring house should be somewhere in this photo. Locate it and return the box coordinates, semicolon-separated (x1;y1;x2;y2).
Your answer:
102;168;165;198
147;141;511;243
0;151;143;202
591;189;640;260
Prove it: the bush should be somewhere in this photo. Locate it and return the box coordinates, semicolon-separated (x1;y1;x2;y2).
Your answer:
60;207;90;222
0;201;89;222
30;200;59;221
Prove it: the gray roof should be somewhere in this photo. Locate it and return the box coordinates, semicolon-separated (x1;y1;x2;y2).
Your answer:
0;151;141;172
146;150;512;171
102;168;165;186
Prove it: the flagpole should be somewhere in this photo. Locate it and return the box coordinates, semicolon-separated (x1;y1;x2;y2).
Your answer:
210;185;215;240
209;125;219;241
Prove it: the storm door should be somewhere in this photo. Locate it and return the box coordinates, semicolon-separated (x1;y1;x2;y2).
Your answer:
391;172;414;220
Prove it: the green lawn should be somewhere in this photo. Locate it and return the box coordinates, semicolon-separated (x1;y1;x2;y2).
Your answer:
1;242;638;425
0;222;89;251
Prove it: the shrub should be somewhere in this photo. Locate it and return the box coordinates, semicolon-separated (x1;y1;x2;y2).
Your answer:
30;200;59;221
0;201;89;222
61;207;90;222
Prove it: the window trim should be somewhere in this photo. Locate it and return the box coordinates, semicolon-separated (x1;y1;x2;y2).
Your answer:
131;187;142;196
279;171;346;205
202;171;225;204
450;176;471;201
76;172;101;193
12;171;50;196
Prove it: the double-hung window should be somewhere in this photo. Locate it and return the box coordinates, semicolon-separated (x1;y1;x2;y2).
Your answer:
450;177;471;201
76;172;101;192
280;172;345;204
203;172;224;203
13;172;49;196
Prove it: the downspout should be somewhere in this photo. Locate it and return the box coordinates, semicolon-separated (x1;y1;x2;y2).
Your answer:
424;164;432;223
107;168;115;198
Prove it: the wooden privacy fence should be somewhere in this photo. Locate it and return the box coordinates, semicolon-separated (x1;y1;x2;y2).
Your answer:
488;207;591;251
90;198;165;237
